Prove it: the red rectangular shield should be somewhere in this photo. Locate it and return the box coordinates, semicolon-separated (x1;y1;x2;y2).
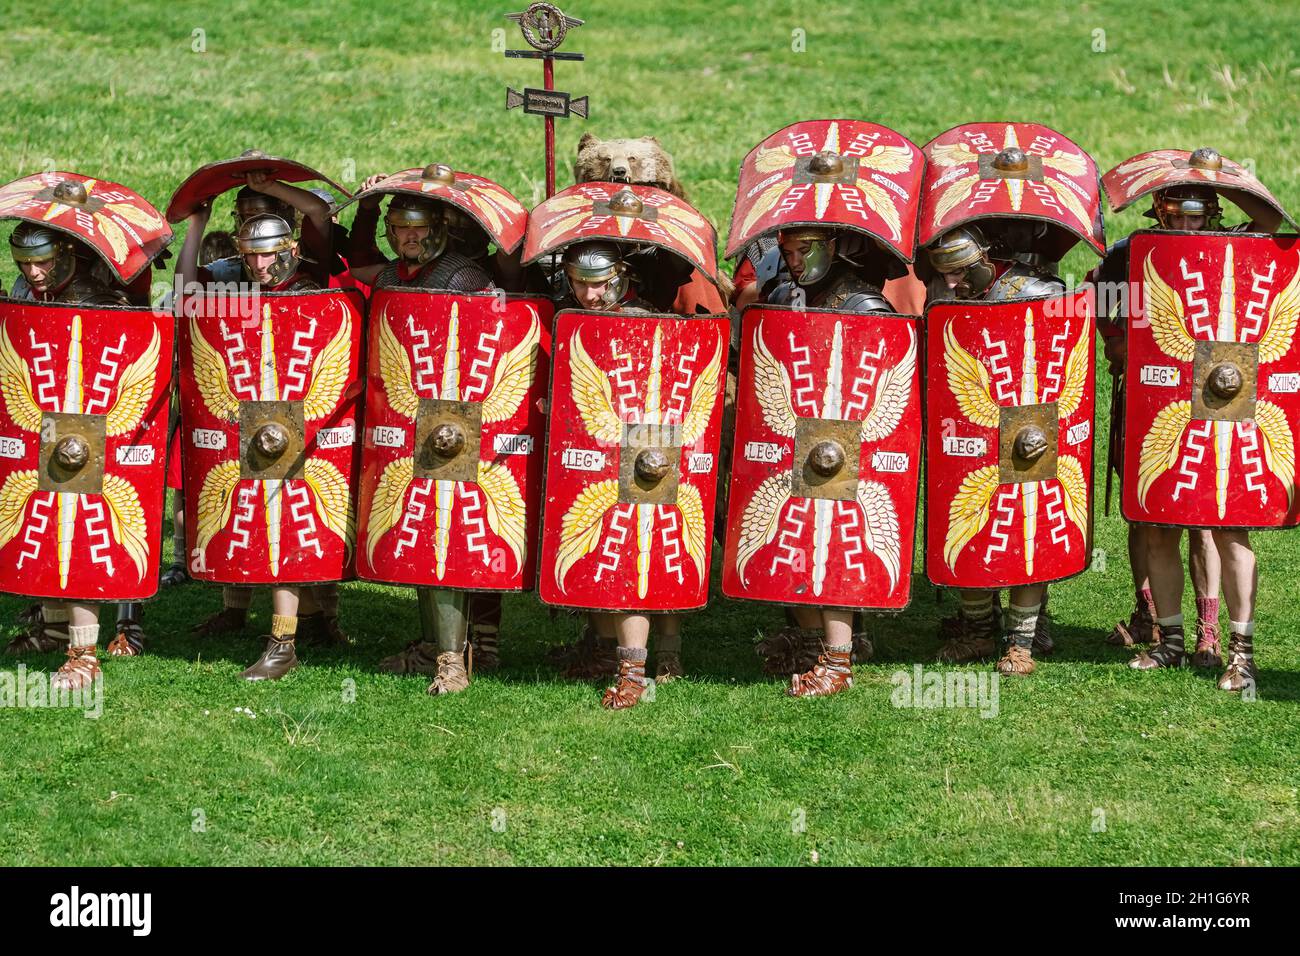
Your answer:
356;290;553;589
538;310;728;612
0;301;172;601
1122;231;1300;528
925;291;1096;588
721;305;921;609
179;288;364;584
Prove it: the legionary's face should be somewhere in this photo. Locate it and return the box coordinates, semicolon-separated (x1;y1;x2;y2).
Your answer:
571;276;614;310
393;224;430;262
244;251;280;285
779;238;812;281
1167;213;1207;232
18;256;59;292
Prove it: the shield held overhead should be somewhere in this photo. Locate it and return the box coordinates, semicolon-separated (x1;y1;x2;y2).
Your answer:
722;306;922;610
538;310;728;612
180;289;364;584
925;291;1096;589
1122;232;1300;528
356;290;554;590
0;300;172;601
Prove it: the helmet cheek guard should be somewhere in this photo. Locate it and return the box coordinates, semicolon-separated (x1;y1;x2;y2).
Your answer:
384;197;449;266
777;228;836;286
925;225;995;299
561;241;630;310
235;215;300;287
9;224;76;292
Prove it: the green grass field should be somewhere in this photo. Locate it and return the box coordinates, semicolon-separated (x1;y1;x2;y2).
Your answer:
1;0;1299;866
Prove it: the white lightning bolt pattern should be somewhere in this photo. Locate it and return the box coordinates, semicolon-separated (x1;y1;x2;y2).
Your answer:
463;320;503;403
1026;179;1065;218
1179;260;1213;338
220;321;257;400
667;340;699;424
1241;262;1276;343
983;486;1017;564
595;503;632;580
608;345;638;419
394;479;429;558
82;497;115;574
458;481;491;565
788;332;818;414
968;179;1000;210
1043;481;1069;548
774;182;812;219
980;329;1016;403
17;492;51;568
286;482;322;558
1040;320;1071;404
1173;419;1211;500
1237;420;1267;503
285;317;318;399
842;132;881;157
843;337;885;418
658;505;683;583
837;500;867;582
407;314;438;394
771;496;810;573
85;334;124;415
789;131;815;155
27;331;57;408
227;484;257;556
836;183;869;222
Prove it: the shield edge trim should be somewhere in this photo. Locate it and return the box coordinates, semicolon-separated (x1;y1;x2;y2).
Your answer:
164;156;353;224
1102;151;1297;227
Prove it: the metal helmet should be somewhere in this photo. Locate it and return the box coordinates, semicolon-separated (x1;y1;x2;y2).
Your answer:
562;241;630;309
384;194;448;265
232;187;295;229
926;224;996;299
235;214;299;287
777;226;837;286
1149;182;1222;230
9;223;77;291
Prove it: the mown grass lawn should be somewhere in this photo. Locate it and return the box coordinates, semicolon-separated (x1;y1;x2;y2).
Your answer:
0;0;1298;866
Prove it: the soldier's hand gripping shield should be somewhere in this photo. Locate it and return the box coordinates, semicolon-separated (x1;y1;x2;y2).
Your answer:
164;149;352;224
179;288;364;583
721;305;921;609
925;290;1097;588
0;300;172;600
356;289;554;589
538;310;729;612
1122;231;1300;528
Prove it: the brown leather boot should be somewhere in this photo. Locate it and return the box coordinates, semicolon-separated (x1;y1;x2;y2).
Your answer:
563;638;618;681
378;640;440;675
1190;619;1223;669
1032;610;1054;656
192;606;248;638
298;612;352;648
789;644;853;698
755;625;804;676
1107;602;1155;646
997;643;1036;675
52;644;101;692
654;650;684;683
106;618;145;657
242;615;298;681
468;593;501;672
602;654;650;709
937;612;999;663
1217;633;1257;693
4;618;69;655
852;631;874;663
427;649;471;695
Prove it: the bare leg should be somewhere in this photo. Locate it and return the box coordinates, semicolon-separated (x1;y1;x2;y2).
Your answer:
1130;526;1187;668
52;602;101;691
241;587;300;681
602;613;651;709
1214;529;1258;692
1000;583;1045;675
789;608;854;697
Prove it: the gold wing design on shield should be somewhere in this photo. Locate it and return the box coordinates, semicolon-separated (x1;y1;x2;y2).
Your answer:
934;175;980;223
365;456;413;563
1042;150;1089;178
928;142;979;168
1056;454;1089;538
1254;400;1296;507
675;483;708;584
853;177;903;241
91;212;129;264
1113;155;1171;197
554;478;619;592
568;330;622;444
481;312;540;424
101;473;148;580
106;326;161;436
737;147;797;238
944;464;1000;571
1137;400;1192;507
1043;176;1093;234
477;460;528;572
304;458;355;552
189;318;239;422
860;325;916;442
944;322;999;428
302;314;353;421
0;322;43;434
378;309;418;420
1056;321;1091;420
734;470;792;585
679;337;723;445
856;479;901;591
194;460;241;556
751;321;796;438
104;202;165;232
1142;253;1195;363
1258;266;1300;365
536;194;593;250
0;469;37;550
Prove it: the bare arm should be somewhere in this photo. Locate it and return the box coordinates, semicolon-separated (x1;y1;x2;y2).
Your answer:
246;172;330;232
177;202;213;288
1220;187;1284;233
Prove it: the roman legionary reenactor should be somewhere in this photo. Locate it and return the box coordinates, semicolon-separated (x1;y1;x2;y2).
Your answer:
347;163;543;696
720;118;926;697
167;152;353;649
527;183;728;708
918;122;1106;675
0;171;174;687
1100;148;1295;691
